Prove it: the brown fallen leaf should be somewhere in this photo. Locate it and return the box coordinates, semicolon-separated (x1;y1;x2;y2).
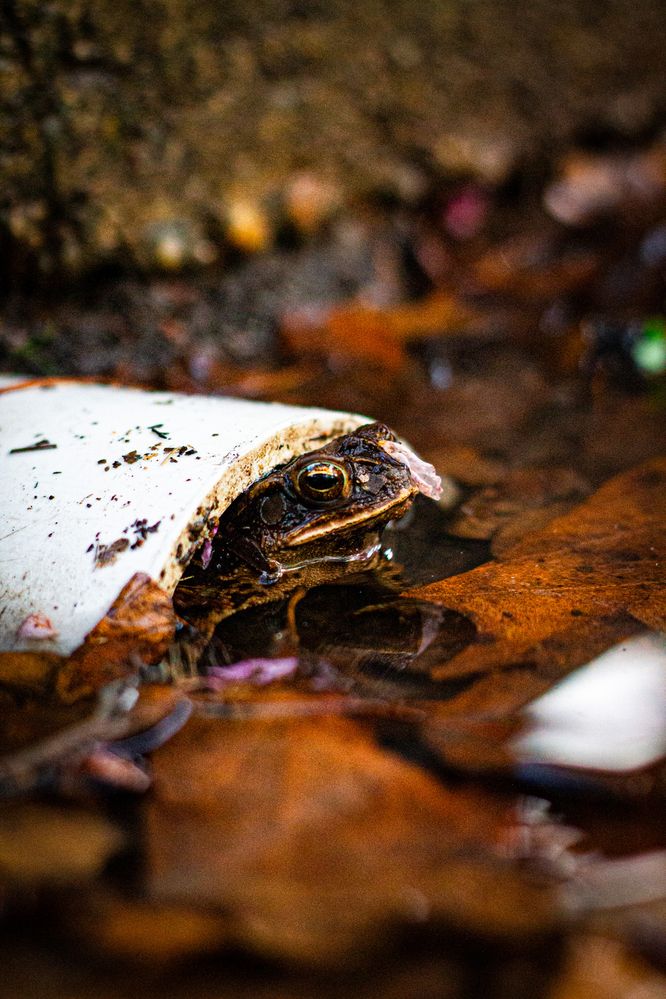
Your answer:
0;675;190;793
419;443;508;487
145;709;560;966
447;466;591;548
0;686;93;761
379;292;484;341
220;363;322;401
293;304;405;372
550;935;666;999
56;572;176;703
0;803;123;886
1;588;181;789
59;889;231;964
420;715;521;774
406;459;666;714
472;235;599;299
282;292;482;374
489;504;582;557
0;650;61;695
400;355;552;454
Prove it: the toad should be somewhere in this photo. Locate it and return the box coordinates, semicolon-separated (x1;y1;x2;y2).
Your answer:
173;422;441;631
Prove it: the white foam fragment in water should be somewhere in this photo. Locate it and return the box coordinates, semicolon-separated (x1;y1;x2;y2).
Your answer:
514;633;666;772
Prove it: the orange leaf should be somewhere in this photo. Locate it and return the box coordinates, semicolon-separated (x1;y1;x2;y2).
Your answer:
283;292;482;374
145;710;559;964
57;573;176;702
405;459;666;714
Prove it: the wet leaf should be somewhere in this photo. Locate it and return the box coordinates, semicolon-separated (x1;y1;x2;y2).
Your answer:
420;715;521;773
0;680;190;793
420;444;508;487
0;687;92;760
145;709;560;966
282;292;482;374
0;804;123;886
56;573;176;702
448;467;591;546
0;650;61;695
406;459;666;713
59;889;231;963
550;935;666;999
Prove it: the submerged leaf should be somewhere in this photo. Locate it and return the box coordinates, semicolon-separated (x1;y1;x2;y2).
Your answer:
0;650;61;695
145;710;560;965
59;890;231;963
0;804;123;885
406;459;666;714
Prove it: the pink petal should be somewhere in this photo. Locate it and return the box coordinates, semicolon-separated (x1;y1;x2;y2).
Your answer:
380;440;443;501
444;185;489;240
206;656;299;688
81;749;152;792
200;523;218;569
201;538;213;569
17;612;59;640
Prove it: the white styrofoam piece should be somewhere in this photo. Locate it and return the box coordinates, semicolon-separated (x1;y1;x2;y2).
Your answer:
513;632;666;771
0;379;365;655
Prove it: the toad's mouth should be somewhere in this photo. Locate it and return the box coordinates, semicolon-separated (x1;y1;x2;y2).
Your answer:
258;530;385;584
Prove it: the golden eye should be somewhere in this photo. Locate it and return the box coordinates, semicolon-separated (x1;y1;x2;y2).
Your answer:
294;460;350;503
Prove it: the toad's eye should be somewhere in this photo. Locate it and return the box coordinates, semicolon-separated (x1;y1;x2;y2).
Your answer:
294;460;351;503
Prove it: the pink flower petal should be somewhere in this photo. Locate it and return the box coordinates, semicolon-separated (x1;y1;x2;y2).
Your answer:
444;185;489;240
201;538;213;569
380;440;443;501
200;523;218;569
17;612;59;640
206;656;299;688
81;749;152;792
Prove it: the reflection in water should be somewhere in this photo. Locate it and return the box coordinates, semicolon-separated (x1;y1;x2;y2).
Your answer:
381;494;490;587
566;850;666;910
514;633;666;772
190;494;488;696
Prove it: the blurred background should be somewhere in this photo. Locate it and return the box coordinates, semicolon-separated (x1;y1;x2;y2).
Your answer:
1;0;665;432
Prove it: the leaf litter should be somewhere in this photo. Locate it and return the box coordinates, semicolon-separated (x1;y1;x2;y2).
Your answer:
1;439;663;984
